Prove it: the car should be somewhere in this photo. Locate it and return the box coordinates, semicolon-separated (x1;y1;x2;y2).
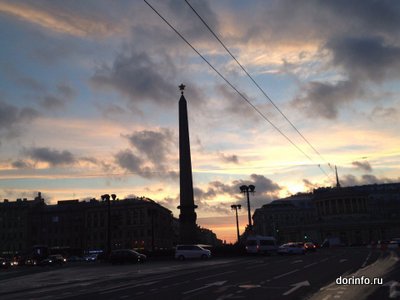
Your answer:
388;240;400;249
175;245;211;261
277;243;305;255
109;249;147;264
84;254;98;262
304;242;317;252
245;236;277;255
39;254;66;266
24;257;38;266
0;257;11;269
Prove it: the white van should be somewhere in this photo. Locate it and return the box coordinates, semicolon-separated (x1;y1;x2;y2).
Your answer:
245;235;277;254
175;245;211;260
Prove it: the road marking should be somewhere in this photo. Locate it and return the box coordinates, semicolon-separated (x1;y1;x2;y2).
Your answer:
239;284;261;289
183;281;227;295
361;251;372;268
245;263;269;270
282;280;310;296
303;262;318;268
273;269;299;279
99;280;159;295
196;271;235;281
339;259;348;263
291;260;303;264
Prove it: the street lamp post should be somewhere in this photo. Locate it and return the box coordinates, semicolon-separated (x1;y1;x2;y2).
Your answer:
231;204;242;244
101;193;115;258
240;185;255;230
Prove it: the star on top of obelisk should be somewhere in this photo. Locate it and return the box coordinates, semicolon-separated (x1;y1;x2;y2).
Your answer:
179;83;185;95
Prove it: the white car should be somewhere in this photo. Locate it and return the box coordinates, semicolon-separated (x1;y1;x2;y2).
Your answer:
175;245;211;260
388;240;400;249
278;243;305;255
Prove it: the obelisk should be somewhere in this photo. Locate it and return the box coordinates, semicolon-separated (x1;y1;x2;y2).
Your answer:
177;84;198;244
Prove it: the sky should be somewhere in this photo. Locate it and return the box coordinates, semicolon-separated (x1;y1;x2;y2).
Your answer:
0;0;400;243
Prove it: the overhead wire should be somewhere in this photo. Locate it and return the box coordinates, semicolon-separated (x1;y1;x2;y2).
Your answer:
184;0;335;175
143;0;333;182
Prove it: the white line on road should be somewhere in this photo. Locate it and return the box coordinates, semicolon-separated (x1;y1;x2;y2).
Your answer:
196;271;235;281
99;280;159;295
303;262;318;268
273;269;299;279
291;260;303;264
245;263;269;270
282;280;310;296
361;251;372;268
183;281;227;295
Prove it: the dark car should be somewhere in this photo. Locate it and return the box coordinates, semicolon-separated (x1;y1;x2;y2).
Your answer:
304;242;317;252
39;254;66;266
0;257;11;269
109;249;147;264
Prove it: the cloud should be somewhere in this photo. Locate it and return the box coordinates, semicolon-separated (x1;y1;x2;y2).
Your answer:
326;36;400;83
0;0;118;37
352;161;372;172
292;80;363;119
302;179;320;191
192;174;282;215
23;147;76;166
340;174;398;186
91;50;178;107
125;129;176;166
114;128;179;180
0;100;39;141
219;153;239;164
371;106;399;120
11;160;32;169
114;149;143;174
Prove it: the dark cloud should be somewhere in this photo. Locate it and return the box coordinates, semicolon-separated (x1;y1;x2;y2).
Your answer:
352;161;372;172
114;149;143;174
57;83;77;99
91;50;178;106
292;80;363;119
80;157;98;164
214;84;262;123
11;160;32;169
326;36;400;83
41;95;66;110
40;83;76;110
340;174;398;186
191;174;282;215
303;179;320;191
24;147;76;166
125;129;176;166
371;106;398;120
231;0;400;119
219;153;239;164
114;144;178;180
0;100;39;141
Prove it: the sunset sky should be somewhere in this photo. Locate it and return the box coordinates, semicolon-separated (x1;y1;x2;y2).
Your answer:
1;0;399;243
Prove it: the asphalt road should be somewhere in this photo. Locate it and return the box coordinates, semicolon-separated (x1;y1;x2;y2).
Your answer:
0;247;398;300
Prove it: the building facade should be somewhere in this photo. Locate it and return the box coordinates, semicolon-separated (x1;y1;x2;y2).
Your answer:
253;183;400;245
0;193;177;255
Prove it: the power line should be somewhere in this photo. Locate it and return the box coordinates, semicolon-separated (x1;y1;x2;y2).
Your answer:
184;0;335;175
143;0;332;182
